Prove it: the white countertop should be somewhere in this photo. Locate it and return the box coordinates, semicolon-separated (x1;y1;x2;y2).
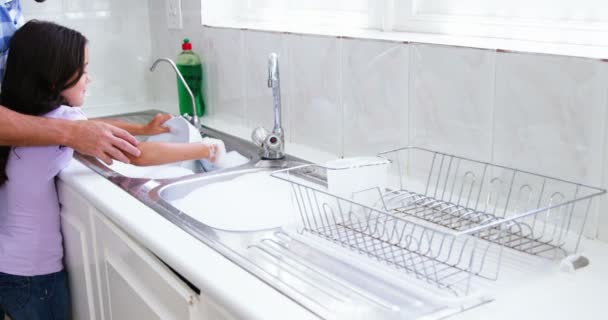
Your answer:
59;109;608;319
59;161;317;320
451;238;608;320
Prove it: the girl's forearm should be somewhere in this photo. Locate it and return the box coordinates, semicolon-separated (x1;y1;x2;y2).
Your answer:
127;142;210;166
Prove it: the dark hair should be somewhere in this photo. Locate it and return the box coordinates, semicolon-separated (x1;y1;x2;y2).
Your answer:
0;20;87;185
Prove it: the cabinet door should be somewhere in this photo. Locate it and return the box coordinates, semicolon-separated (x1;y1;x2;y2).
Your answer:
58;182;104;320
92;211;203;320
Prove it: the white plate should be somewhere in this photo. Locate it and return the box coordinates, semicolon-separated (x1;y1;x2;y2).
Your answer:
145;117;203;171
147;116;203;143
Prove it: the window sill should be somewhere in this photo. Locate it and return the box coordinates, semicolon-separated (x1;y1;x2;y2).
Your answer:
203;21;608;61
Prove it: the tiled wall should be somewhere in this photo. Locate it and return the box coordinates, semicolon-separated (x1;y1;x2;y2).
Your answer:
146;0;200;109
200;29;608;184
22;0;155;113
19;0;608;241
147;0;608;241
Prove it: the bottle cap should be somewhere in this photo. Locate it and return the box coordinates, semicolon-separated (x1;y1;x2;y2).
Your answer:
182;38;192;51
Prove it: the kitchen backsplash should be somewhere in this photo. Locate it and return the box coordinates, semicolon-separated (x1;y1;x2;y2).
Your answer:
148;0;608;241
21;0;608;242
21;0;157;113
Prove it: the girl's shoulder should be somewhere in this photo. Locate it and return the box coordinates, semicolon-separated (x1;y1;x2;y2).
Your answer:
43;105;87;121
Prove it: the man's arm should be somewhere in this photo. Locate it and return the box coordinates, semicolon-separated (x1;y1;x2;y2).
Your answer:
0;106;140;164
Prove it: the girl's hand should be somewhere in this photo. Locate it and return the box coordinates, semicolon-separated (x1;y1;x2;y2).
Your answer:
206;144;219;162
202;137;226;163
142;113;172;135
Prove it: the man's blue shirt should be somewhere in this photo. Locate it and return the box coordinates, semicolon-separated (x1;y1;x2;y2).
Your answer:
0;0;23;82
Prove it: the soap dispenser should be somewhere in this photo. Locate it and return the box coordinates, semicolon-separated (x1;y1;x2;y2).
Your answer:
175;38;205;117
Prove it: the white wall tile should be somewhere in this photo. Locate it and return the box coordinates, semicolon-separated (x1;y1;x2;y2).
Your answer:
65;16;151;109
598;64;608;241
409;44;495;161
494;53;608;238
342;39;409;157
147;0;206;115
287;34;341;155
146;0;176;110
243;30;290;138
64;0;111;12
22;0;154;112
23;0;204;115
21;0;63;16
493;53;606;186
204;28;246;124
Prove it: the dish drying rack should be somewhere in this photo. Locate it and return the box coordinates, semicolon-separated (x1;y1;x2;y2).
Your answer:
271;147;605;297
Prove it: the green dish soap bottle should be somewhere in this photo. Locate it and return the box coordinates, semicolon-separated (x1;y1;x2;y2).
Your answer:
176;38;205;117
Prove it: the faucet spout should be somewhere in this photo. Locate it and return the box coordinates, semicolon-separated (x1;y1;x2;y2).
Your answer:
251;53;285;160
268;53;283;134
150;58;200;129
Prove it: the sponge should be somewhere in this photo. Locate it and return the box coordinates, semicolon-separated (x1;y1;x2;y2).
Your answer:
199;150;250;172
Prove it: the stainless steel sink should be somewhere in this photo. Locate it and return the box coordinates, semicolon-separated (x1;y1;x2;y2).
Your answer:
76;110;452;319
152;170;448;319
77;111;263;178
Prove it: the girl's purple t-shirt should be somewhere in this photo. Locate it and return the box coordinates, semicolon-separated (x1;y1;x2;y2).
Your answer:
0;105;86;276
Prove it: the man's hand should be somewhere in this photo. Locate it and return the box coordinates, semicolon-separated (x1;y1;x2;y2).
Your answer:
68;120;141;165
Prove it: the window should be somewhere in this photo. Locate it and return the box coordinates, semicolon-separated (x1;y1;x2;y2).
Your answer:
393;0;608;46
201;0;379;31
201;0;608;46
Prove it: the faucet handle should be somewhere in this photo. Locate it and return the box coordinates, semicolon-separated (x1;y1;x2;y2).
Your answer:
264;133;283;152
251;127;269;147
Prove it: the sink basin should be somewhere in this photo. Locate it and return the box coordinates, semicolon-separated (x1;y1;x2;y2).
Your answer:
145;166;445;320
157;168;299;231
76;110;260;179
76;110;446;319
144;166;446;320
102;161;197;179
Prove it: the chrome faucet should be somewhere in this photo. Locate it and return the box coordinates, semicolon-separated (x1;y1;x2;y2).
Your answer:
251;53;285;160
150;58;200;129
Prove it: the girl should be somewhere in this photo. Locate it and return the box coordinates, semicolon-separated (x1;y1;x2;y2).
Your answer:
0;20;219;319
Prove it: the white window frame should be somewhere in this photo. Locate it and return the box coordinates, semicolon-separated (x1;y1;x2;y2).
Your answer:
390;0;608;46
201;0;608;48
201;0;382;33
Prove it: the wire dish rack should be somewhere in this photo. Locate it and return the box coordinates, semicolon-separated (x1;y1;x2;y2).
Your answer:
271;147;605;297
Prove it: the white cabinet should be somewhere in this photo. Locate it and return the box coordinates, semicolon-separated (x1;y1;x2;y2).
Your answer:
59;183;104;320
93;212;203;320
58;182;208;320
